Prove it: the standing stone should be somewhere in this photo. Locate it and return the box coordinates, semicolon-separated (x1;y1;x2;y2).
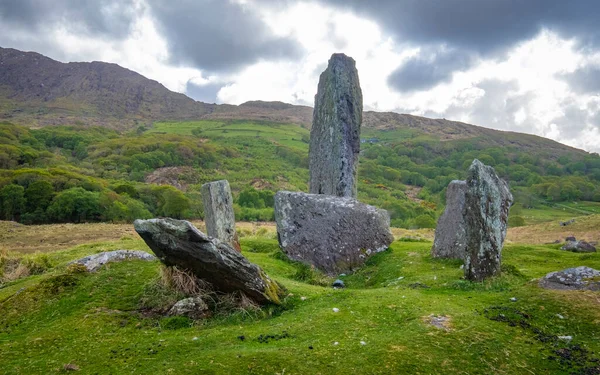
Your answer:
274;191;393;275
431;180;467;259
134;218;285;305
463;160;513;281
309;53;363;198
201;180;241;252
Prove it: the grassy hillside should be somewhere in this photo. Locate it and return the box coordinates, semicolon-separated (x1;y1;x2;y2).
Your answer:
1;224;599;374
1;118;600;228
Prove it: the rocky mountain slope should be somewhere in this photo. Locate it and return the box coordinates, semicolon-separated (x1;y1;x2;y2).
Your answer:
0;46;588;156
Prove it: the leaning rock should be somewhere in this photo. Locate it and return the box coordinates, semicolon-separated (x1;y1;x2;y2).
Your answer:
274;191;393;275
464;159;513;281
69;250;156;272
309;53;363;198
169;297;209;319
134;218;285;305
201;180;241;252
539;266;600;291
561;240;596;253
431;180;467;259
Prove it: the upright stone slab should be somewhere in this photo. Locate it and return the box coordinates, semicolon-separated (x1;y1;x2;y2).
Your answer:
274;191;393;275
463;160;513;281
431;180;467;259
134;218;285;305
309;53;363;198
201;180;241;252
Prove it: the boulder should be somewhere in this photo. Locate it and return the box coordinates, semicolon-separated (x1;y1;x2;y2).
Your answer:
133;218;285;305
561;240;597;253
169;297;209;319
565;236;577;242
309;53;363;198
70;250;156;272
463;159;513;281
539;266;600;291
201;180;241;251
431;180;467;259
274;191;393;275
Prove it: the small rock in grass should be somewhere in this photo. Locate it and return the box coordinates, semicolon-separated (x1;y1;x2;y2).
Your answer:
333;342;339;346
332;308;340;313
339;273;346;277
300;296;307;301
510;297;517;302
397;276;404;280
558;336;573;341
308;345;313;350
360;341;367;346
332;279;345;288
556;314;565;319
192;337;198;341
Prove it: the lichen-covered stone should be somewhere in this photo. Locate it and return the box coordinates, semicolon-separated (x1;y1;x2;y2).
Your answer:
133;218;285;305
561;240;596;253
309;53;363;198
431;180;467;259
201;180;241;251
539;266;600;291
169;297;209;319
69;250;156;272
464;159;513;281
274;191;393;275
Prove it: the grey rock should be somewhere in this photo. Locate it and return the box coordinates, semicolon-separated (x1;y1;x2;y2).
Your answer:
332;279;345;288
309;53;363;198
134;218;285;305
169;297;209;319
539;266;600;291
464;159;513;281
565;236;577;242
431;180;467;259
561;240;596;253
560;219;575;226
274;191;393;275
70;250;156;272
201;180;241;252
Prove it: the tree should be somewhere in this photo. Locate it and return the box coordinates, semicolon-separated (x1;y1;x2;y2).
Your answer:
47;187;101;223
0;184;26;221
161;189;190;218
25;180;55;212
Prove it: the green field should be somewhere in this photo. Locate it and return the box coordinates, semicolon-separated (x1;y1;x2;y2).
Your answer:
1;230;599;374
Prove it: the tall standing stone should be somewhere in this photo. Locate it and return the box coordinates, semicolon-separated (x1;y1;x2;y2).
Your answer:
201;180;241;252
431;180;467;259
309;53;363;198
463;160;513;281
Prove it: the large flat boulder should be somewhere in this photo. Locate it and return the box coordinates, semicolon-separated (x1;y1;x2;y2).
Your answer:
274;191;393;275
431;180;467;259
133;218;285;305
309;53;363;198
539;266;600;291
463;160;513;281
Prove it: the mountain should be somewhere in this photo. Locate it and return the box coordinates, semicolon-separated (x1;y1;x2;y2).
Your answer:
0;46;589;157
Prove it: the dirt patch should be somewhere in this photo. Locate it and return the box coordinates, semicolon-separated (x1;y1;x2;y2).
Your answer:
507;214;600;245
423;314;452;331
144;166;199;191
404;185;424;204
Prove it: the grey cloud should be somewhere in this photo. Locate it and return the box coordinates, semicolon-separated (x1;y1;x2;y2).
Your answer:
185;80;224;103
0;0;136;39
561;66;600;94
147;0;303;73
387;48;473;92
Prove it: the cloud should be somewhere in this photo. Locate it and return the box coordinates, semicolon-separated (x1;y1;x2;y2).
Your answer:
185;79;224;103
146;0;303;73
0;0;137;39
387;48;474;92
561;65;600;93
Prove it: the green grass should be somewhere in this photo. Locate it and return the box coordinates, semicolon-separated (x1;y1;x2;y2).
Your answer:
1;237;600;374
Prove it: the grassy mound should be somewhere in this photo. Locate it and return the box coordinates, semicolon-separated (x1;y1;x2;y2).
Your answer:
1;236;600;374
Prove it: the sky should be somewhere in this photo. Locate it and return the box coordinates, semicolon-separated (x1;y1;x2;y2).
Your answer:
1;0;600;153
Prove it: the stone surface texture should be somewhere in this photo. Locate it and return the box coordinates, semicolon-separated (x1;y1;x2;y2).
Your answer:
70;250;155;272
561;240;597;253
201;180;241;252
274;191;393;275
431;180;467;259
463;159;514;281
168;297;210;319
309;53;363;198
539;266;600;291
133;218;284;305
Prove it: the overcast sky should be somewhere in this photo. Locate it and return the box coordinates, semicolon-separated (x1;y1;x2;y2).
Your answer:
1;0;600;152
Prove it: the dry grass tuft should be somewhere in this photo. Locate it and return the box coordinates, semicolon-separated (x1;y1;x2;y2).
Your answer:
160;265;213;297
